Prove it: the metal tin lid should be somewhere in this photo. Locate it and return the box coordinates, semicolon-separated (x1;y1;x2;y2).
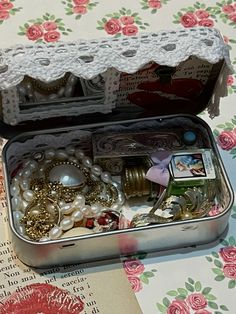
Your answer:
0;27;233;137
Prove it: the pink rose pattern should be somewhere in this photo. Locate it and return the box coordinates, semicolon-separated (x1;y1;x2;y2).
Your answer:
210;0;236;28
127;275;142;293
123;259;145;275
173;3;215;28
217;129;236;151
226;70;236;94
173;0;236;47
62;0;98;20
97;8;149;37
167;299;190;314
0;0;21;24
206;236;236;289
122;257;157;293
0;1;234;312
186;293;208;310
172;2;236;49
18;13;72;43
195;310;212;314
140;0;170;14
157;277;229;313
213;103;236;158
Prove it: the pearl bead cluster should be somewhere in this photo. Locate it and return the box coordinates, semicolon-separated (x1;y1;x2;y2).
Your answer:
45;193;104;241
10;146;125;241
18;73;78;104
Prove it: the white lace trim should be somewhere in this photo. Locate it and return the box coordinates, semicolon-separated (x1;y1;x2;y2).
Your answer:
0;27;233;123
0;27;232;89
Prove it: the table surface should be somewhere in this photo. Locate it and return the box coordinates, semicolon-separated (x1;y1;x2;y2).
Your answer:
1;0;236;313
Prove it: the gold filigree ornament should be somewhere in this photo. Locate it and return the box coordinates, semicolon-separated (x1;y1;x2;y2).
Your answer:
180;187;213;219
20;198;60;241
130;187;213;228
20;180;61;240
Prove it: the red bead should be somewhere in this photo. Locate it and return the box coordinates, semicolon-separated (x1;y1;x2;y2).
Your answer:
85;218;94;229
97;211;120;230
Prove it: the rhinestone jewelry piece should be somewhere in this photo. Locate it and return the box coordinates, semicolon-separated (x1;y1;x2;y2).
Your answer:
130;186;214;228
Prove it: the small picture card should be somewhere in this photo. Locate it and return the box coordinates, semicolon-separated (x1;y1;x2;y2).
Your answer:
169;149;215;180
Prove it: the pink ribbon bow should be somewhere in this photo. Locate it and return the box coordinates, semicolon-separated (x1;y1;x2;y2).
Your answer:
145;151;172;187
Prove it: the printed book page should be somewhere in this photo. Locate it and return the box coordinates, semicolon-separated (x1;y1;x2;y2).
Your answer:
0;147;142;314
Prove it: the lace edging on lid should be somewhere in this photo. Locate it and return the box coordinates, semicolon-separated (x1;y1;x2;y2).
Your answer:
0;27;232;88
0;27;233;119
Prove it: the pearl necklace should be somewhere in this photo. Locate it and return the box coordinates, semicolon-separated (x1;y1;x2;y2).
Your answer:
18;73;78;104
10;146;125;241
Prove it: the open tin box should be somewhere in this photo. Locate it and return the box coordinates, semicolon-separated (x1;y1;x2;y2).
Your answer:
0;28;234;268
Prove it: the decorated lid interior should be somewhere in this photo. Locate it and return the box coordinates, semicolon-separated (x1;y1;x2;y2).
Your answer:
0;27;233;135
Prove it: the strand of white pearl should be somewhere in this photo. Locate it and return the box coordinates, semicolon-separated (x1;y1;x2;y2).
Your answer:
43;193;95;241
11;158;39;237
40;146;125;211
10;146;125;240
18;74;78;103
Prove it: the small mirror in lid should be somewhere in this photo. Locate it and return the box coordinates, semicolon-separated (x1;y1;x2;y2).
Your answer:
0;27;233;137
